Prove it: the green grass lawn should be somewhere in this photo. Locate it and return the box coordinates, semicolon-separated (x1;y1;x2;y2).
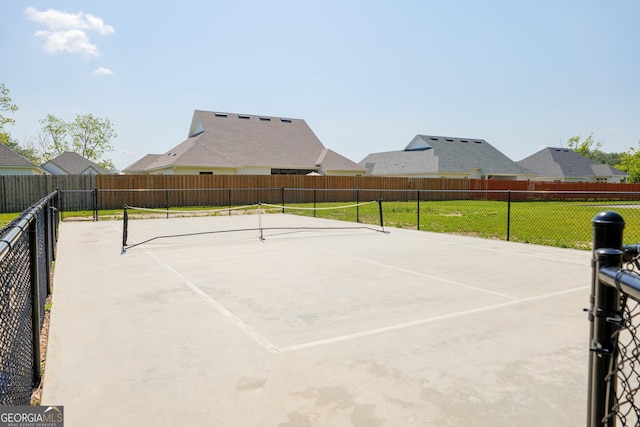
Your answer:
284;199;640;250
0;213;19;228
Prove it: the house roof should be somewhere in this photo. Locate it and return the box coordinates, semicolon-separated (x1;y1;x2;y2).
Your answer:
128;110;364;173
0;143;38;167
516;147;628;178
123;154;162;172
42;152;111;175
360;135;535;176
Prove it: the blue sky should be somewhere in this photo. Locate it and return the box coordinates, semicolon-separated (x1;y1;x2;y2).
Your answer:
2;1;639;171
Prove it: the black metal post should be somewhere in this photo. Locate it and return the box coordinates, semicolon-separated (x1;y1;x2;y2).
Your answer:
93;187;99;221
506;190;511;241
122;206;128;252
281;187;285;213
29;218;43;387
356;188;360;223
417;190;420;231
588;211;625;427
59;189;64;221
165;189;169;218
44;202;52;296
313;189;317;218
378;199;384;231
228;188;232;216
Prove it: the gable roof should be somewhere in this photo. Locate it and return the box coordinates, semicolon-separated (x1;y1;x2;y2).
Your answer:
123;154;162;173
129;110;364;173
0;143;38;167
516;147;627;179
42;152;111;175
360;135;535;176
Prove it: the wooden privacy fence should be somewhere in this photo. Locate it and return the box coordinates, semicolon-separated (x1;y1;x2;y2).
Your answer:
0;175;96;212
94;175;473;209
3;174;640;213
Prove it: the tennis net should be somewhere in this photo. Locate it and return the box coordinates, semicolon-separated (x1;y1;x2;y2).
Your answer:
121;200;385;251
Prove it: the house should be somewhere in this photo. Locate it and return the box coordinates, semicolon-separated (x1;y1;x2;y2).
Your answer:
360;135;536;180
516;147;628;183
41;152;111;175
124;110;365;176
0;143;46;175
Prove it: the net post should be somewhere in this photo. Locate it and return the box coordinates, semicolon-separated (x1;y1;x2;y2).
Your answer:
281;187;285;213
228;188;232;216
93;187;99;221
314;189;317;218
378;198;384;232
259;202;264;240
122;205;129;252
356;189;360;223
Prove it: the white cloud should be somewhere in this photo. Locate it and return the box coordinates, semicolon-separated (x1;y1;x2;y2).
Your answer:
91;67;114;76
35;29;98;56
25;6;114;56
25;7;114;34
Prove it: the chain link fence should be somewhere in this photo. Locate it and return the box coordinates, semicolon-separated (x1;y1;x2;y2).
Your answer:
0;191;59;405
589;212;640;426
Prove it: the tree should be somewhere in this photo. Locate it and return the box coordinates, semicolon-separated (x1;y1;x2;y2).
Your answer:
69;114;116;171
0;83;19;146
39;114;70;160
566;133;623;169
618;142;640;183
567;133;602;160
38;113;117;171
591;151;622;167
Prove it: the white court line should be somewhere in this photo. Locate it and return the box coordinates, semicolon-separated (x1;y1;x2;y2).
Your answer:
279;285;589;353
141;246;282;354
120;224;588;355
322;249;519;301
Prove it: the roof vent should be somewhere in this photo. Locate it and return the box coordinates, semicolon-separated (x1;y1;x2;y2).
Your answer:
214;113;227;118
461;140;468;143
474;140;482;143
430;137;439;141
446;139;454;142
281;119;292;123
238;115;250;120
259;117;271;122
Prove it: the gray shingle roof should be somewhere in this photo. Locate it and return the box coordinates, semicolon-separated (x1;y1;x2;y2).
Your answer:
360;135;535;176
0;143;37;167
516;147;627;179
123;154;161;172
135;110;365;173
42;152;110;175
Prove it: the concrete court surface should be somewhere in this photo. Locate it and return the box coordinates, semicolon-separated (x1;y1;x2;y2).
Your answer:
41;217;592;427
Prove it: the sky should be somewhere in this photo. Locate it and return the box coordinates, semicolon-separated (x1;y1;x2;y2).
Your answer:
2;1;639;171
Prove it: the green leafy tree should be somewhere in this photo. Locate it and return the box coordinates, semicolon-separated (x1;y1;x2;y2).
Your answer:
0;83;19;146
0;83;39;162
618;142;640;183
38;114;71;160
566;133;625;169
567;133;602;160
38;113;117;171
591;151;622;167
69;114;116;171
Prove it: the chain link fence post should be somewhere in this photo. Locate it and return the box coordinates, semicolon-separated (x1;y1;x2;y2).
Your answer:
588;211;626;427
